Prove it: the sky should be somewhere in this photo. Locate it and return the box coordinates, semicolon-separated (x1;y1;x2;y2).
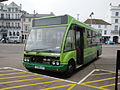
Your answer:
3;0;120;22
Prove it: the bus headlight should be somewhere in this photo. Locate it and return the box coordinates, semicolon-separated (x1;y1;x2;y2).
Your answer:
26;59;29;62
52;61;60;66
24;58;29;62
52;61;56;65
43;58;47;61
56;61;60;66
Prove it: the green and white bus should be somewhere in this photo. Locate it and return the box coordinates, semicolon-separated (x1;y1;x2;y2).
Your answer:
23;15;102;77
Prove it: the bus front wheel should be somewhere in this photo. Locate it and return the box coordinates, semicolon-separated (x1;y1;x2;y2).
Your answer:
65;60;75;77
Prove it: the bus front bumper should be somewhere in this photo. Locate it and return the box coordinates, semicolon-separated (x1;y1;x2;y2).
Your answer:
23;62;67;72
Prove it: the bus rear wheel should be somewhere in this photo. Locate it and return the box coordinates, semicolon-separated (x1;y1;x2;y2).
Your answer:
64;60;75;77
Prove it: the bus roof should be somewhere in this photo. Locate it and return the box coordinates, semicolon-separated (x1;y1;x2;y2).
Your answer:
32;14;100;33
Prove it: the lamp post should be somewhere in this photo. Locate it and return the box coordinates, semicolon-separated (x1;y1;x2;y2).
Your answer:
89;12;94;26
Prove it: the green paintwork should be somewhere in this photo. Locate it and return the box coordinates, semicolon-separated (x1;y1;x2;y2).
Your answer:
24;52;60;57
23;62;67;72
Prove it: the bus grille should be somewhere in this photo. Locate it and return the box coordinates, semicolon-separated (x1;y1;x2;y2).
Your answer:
24;55;59;65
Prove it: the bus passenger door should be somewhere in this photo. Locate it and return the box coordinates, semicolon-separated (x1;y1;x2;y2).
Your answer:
75;27;84;65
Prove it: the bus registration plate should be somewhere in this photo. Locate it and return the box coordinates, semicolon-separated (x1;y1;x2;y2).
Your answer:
35;66;45;70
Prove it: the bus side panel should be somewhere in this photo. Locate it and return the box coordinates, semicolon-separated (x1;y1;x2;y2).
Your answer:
84;47;97;64
61;51;76;64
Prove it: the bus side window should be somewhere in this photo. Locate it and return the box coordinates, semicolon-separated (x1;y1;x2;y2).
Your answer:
64;29;75;51
87;30;92;47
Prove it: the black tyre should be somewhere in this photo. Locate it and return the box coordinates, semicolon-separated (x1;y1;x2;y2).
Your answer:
64;60;75;78
96;51;99;59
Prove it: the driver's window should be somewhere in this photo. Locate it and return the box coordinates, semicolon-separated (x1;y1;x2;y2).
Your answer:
64;29;75;51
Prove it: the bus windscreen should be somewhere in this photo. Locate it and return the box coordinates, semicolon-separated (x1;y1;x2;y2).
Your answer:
32;15;68;27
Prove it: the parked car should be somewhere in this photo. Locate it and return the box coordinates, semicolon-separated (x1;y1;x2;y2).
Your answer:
105;41;115;45
7;36;22;43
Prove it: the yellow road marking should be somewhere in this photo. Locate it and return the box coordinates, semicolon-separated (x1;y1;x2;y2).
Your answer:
0;74;36;79
91;72;115;76
0;80;62;90
40;84;76;90
80;83;109;90
0;77;48;84
0;70;16;72
0;72;27;76
81;76;120;84
101;83;120;88
67;84;77;90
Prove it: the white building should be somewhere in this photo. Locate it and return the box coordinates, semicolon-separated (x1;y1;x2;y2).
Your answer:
110;4;120;43
0;2;25;40
84;19;111;42
21;13;54;42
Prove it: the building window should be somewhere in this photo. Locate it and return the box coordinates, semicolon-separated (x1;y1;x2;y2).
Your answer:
22;35;24;39
16;14;17;19
8;22;10;27
25;26;28;31
15;8;18;12
115;12;119;16
17;32;19;36
12;14;14;19
13;32;16;36
1;6;3;10
104;25;107;28
12;8;14;12
6;14;8;19
115;19;118;23
12;22;14;27
9;32;12;36
18;23;20;27
8;14;10;19
29;18;31;22
6;22;8;27
8;8;11;12
98;25;101;28
25;35;27;39
115;25;118;30
23;18;25;22
15;23;17;27
18;14;20;19
104;30;107;35
1;14;4;19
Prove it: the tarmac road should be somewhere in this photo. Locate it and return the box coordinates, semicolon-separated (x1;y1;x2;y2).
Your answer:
0;44;120;90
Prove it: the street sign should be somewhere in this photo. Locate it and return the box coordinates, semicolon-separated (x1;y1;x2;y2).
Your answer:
0;0;8;2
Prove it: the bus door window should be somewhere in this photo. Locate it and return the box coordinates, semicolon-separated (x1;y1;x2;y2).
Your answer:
75;27;84;65
75;30;81;64
76;31;81;49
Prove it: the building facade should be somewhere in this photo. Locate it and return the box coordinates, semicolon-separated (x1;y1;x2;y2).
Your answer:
84;19;111;42
110;4;120;43
21;13;54;42
0;2;25;40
